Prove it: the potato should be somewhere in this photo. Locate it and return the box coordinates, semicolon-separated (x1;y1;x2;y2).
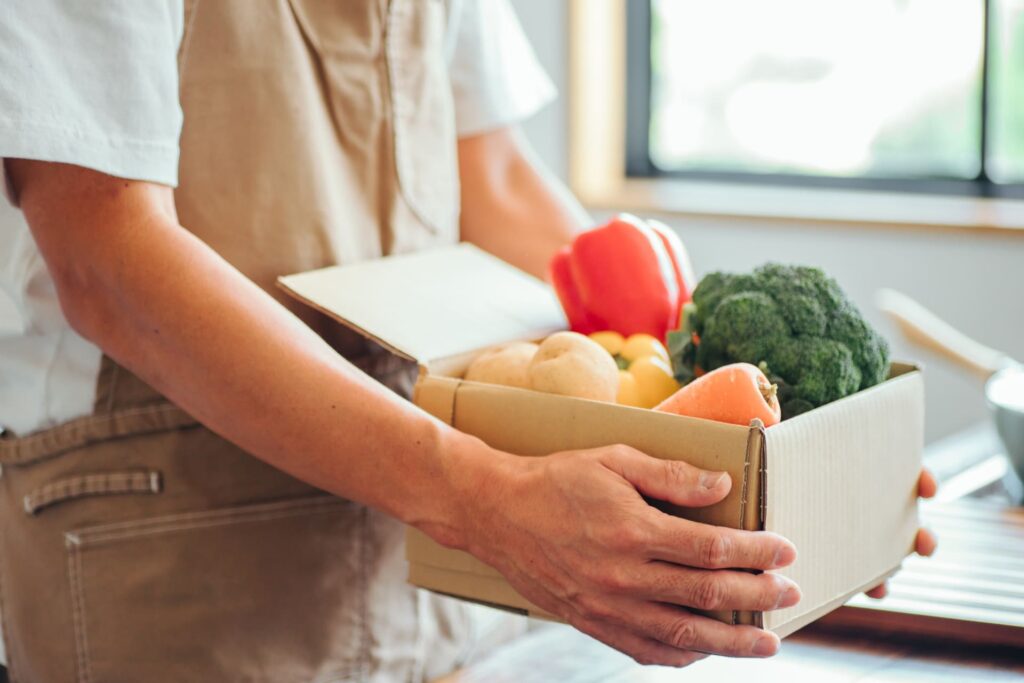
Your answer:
528;331;619;402
464;342;539;389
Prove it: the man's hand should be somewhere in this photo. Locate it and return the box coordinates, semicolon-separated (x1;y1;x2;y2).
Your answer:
457;445;800;668
865;468;938;599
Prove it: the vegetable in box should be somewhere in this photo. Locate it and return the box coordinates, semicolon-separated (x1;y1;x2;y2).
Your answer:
668;263;890;419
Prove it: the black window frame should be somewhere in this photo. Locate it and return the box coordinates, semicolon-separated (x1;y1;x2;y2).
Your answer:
626;0;1024;199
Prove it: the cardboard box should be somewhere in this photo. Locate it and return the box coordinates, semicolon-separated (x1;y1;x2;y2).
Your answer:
279;243;923;638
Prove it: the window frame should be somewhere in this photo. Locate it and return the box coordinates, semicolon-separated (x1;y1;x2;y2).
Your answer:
567;0;1024;235
625;0;1024;200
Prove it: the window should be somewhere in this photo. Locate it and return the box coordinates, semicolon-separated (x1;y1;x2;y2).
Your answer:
626;0;1024;197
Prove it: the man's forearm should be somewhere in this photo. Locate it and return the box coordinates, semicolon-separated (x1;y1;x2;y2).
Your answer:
12;160;495;543
458;127;590;280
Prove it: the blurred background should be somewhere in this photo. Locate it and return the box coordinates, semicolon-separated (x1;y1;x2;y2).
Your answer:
512;0;1024;445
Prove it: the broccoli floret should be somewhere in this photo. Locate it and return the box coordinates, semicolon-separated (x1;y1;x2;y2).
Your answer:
701;292;789;362
761;372;815;420
828;303;890;389
689;272;758;335
791;338;862;405
670;263;890;418
782;398;815;419
754;264;829;337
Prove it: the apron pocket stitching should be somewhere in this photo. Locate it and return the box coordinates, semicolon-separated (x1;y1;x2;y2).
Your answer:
24;471;163;516
64;495;350;549
0;404;198;468
67;542;93;683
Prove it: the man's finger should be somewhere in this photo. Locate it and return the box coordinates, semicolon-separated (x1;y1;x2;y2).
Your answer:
607;447;732;508
915;528;937;556
918;469;938;499
636;562;801;613
571;615;708;668
865;582;889;599
638;604;781;658
649;516;797;570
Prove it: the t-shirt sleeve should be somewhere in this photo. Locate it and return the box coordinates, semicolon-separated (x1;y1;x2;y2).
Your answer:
447;0;558;138
0;0;184;205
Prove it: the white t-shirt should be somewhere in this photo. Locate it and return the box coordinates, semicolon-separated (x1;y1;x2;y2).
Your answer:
0;0;556;440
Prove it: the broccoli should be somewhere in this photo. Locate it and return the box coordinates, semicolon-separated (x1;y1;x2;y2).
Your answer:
668;264;890;419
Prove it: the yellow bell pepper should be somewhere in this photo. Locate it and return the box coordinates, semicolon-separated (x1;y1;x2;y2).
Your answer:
620;333;670;364
616;369;643;407
627;355;680;408
590;331;679;407
589;331;625;357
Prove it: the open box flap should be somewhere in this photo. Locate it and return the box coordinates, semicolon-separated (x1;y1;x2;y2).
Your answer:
277;243;567;365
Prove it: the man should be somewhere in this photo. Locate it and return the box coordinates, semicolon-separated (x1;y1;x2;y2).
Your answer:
0;1;935;681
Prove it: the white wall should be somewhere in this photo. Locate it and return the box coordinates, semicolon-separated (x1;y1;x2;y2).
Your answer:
512;1;570;180
511;0;1024;443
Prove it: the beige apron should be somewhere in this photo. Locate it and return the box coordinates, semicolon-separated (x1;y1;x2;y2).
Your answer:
0;1;523;681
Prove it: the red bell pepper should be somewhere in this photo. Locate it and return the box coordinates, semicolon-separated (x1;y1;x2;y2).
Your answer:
648;218;697;318
549;245;602;334
549;214;696;341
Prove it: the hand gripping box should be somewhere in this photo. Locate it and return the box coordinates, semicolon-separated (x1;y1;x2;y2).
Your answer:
279;243;923;638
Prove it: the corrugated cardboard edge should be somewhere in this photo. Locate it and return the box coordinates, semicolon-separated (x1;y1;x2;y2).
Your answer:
736;421;767;628
413;373;460;424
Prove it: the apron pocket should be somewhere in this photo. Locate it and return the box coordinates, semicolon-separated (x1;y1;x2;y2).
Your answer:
64;495;369;683
23;470;162;516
